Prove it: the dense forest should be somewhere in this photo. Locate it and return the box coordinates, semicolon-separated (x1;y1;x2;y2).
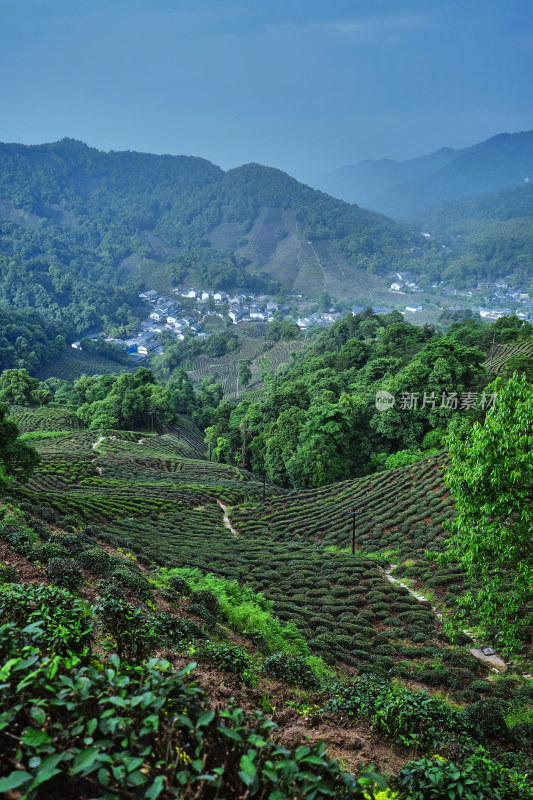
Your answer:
0;306;70;372
203;309;531;487
412;182;533;289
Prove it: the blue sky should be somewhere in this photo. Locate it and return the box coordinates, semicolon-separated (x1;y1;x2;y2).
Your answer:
1;0;532;183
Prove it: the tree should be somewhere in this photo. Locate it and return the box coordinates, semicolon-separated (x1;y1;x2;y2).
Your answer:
442;372;533;650
0;369;52;407
238;359;252;389
503;354;533;383
0;403;40;484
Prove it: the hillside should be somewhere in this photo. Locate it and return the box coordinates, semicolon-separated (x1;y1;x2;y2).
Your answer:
1;404;533;797
319;130;533;219
0;139;422;333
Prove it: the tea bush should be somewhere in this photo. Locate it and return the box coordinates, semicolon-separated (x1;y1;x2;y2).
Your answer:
46;558;84;591
0;622;380;800
262;651;321;689
0;562;18;583
0;583;92;654
397;757;501;800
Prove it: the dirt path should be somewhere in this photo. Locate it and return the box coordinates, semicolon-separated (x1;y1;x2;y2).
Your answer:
217;500;239;538
383;565;509;671
91;434;116;476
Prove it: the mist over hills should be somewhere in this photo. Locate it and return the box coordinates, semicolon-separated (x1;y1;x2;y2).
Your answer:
319;130;533;220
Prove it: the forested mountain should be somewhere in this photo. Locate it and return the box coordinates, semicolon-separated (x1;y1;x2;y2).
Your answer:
319;130;533;218
0;139;424;332
413;180;533;287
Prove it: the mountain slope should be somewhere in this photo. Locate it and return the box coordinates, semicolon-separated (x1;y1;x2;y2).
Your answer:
0;139;422;331
319;130;533;219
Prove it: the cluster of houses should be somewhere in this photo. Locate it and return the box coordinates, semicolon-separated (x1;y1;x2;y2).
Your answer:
389;271;424;294
445;280;533;322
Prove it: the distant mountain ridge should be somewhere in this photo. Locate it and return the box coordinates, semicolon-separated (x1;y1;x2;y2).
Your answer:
319;130;533;219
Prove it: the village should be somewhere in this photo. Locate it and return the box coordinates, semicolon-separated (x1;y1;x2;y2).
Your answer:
71;270;533;361
71;287;350;360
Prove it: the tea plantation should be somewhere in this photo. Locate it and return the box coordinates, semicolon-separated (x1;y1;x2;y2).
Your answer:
1;405;532;798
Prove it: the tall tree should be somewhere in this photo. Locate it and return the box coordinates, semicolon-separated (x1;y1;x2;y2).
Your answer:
442;372;533;649
0;403;40;486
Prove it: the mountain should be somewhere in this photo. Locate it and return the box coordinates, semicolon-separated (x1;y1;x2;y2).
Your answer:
319;130;533;219
0;139;423;332
318;147;458;208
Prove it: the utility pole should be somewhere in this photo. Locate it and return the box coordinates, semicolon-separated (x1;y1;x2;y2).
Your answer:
352;509;356;555
262;473;266;503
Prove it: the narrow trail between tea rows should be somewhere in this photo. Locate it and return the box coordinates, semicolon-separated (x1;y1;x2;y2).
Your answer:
382;565;533;677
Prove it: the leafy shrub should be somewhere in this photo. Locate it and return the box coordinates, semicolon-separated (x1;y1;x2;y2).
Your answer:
0;562;18;584
95;592;160;661
0;622;379;800
34;541;69;562
0;583;92;653
4;526;36;558
47;558;84;591
262;651;320;689
168;574;191;595
50;531;85;555
112;565;153;600
79;547;113;575
462;699;510;741
191;589;220;618
470;680;493;694
397;757;501;800
198;642;252;675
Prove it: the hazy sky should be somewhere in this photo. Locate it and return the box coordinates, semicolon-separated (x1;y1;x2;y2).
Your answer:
1;0;532;183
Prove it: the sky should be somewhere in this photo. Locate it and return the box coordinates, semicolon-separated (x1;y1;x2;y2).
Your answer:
1;0;532;184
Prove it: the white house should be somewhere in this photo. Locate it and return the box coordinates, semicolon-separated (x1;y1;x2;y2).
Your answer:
139;289;157;301
405;305;423;313
390;282;403;292
181;289;197;299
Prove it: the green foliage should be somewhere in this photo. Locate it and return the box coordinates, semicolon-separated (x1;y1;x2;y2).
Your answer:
196;641;252;674
325;676;462;748
0;403;40;482
0;307;69;373
262;651;320;689
397;757;501;800
0;618;380;799
443;372;533;648
95;590;161;661
0;583;92;654
46;558;84;591
0;368;52;406
157;567;312;657
0;562;18;584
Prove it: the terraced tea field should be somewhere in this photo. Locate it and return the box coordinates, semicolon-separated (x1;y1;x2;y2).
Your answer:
35;349;137;381
11;408;466;677
12;405;532;687
184;337;306;399
484;340;533;374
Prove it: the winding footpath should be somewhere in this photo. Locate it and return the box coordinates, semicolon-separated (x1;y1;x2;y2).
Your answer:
382;565;531;675
217;500;239;538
